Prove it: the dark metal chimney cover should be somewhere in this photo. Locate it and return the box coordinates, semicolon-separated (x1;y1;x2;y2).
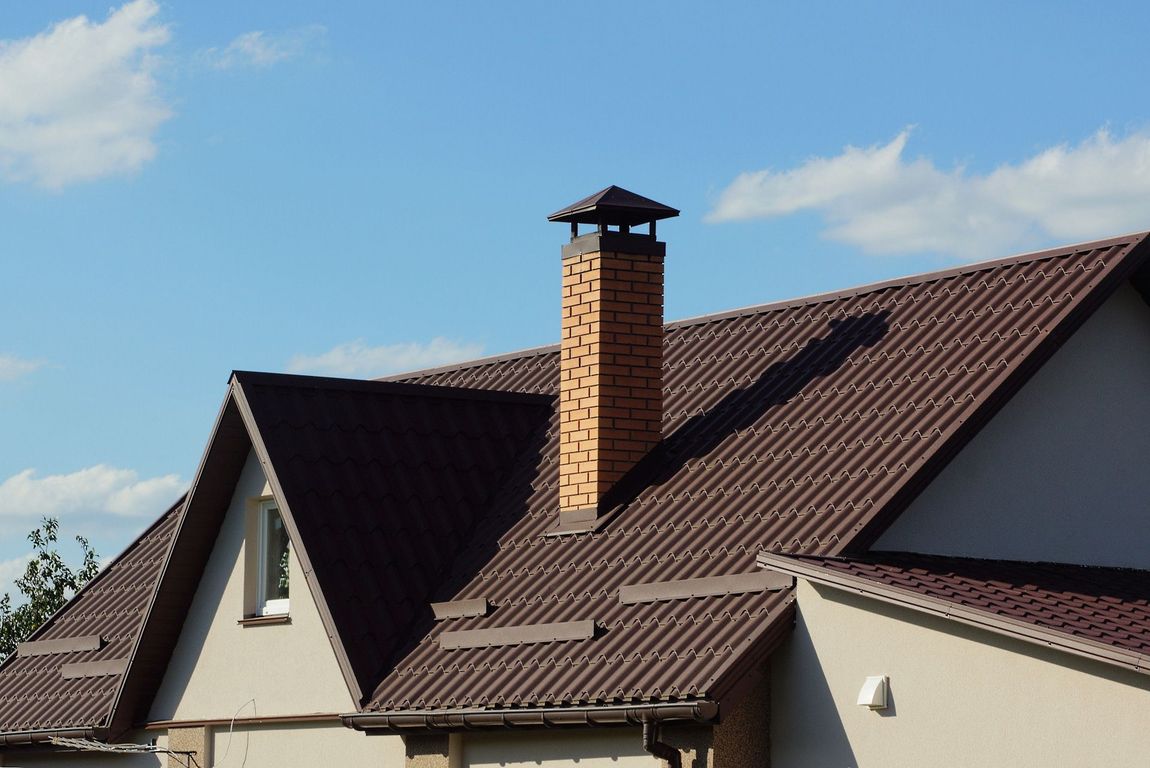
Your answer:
547;185;680;228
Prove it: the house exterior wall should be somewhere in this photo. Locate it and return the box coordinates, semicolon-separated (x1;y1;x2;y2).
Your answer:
875;283;1150;567
209;722;404;767
459;730;657;767
147;450;404;765
771;580;1150;768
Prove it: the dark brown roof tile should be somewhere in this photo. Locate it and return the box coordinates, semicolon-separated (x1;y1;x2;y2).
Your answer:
364;234;1150;713
0;498;183;735
774;551;1150;659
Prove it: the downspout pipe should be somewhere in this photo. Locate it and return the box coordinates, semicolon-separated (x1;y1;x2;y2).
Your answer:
642;721;680;768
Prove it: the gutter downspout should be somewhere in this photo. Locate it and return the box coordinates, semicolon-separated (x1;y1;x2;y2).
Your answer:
642;721;680;768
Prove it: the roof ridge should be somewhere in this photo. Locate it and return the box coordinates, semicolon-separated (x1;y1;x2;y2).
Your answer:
381;232;1149;384
374;344;559;383
667;231;1150;329
234;370;552;406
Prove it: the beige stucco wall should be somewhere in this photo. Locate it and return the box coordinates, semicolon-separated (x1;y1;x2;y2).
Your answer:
149;450;354;721
876;282;1150;567
210;721;404;767
460;730;659;767
144;450;405;765
772;579;1150;768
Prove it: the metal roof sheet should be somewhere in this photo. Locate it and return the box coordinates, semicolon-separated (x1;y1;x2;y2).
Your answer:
367;233;1150;714
0;499;183;736
761;551;1150;671
4;231;1149;737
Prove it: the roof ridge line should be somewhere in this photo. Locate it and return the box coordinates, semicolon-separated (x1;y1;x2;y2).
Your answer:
374;344;559;383
666;231;1150;330
379;232;1149;384
233;370;551;405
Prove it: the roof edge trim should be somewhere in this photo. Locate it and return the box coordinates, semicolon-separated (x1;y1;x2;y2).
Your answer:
231;378;365;706
758;552;1150;677
0;727;103;747
342;700;719;733
105;382;248;739
839;235;1150;552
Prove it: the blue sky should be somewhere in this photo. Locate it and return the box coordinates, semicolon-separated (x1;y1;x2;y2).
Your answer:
3;0;1150;590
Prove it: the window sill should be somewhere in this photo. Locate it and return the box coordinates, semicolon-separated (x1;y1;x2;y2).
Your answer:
238;614;291;627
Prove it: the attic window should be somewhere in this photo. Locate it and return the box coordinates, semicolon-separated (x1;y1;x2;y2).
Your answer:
256;500;290;616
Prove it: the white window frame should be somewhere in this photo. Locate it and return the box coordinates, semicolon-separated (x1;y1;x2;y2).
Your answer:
257;499;290;616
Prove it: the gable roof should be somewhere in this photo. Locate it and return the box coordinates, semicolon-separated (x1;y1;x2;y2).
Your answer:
232;372;550;703
4;231;1150;741
351;233;1150;726
758;551;1150;675
0;497;184;743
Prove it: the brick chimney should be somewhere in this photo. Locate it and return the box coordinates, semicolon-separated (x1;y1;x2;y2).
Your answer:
547;186;679;534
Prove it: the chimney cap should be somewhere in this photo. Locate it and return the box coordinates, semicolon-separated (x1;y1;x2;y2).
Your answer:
548;185;680;228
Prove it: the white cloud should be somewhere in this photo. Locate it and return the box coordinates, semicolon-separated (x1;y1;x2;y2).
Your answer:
198;25;326;70
0;355;43;382
0;466;185;519
0;0;171;189
288;337;485;378
0;552;33;599
708;128;1150;261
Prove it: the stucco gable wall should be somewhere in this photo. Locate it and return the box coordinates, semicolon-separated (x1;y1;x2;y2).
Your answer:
875;282;1150;567
148;450;354;721
772;580;1150;768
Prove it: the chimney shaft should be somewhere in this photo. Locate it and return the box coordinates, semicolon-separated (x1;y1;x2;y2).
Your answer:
548;187;679;534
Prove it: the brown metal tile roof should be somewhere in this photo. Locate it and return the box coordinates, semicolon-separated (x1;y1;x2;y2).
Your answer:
7;232;1149;739
0;498;183;739
366;233;1150;714
760;551;1150;671
233;373;551;703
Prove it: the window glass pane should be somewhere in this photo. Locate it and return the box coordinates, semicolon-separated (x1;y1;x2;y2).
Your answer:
262;506;290;603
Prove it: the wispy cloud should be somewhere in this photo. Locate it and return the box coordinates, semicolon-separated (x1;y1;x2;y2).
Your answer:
198;25;326;70
708;128;1150;261
0;355;43;382
0;466;185;519
0;0;172;189
288;338;485;378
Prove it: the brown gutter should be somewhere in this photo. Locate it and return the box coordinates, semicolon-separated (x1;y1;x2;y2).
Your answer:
343;700;719;733
758;552;1150;676
0;727;104;747
142;713;342;731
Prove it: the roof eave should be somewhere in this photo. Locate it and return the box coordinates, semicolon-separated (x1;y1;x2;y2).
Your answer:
342;700;720;733
758;552;1150;677
0;726;105;748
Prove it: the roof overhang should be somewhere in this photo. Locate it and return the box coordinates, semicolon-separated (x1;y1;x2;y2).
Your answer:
342;700;720;733
758;551;1150;677
0;727;105;747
